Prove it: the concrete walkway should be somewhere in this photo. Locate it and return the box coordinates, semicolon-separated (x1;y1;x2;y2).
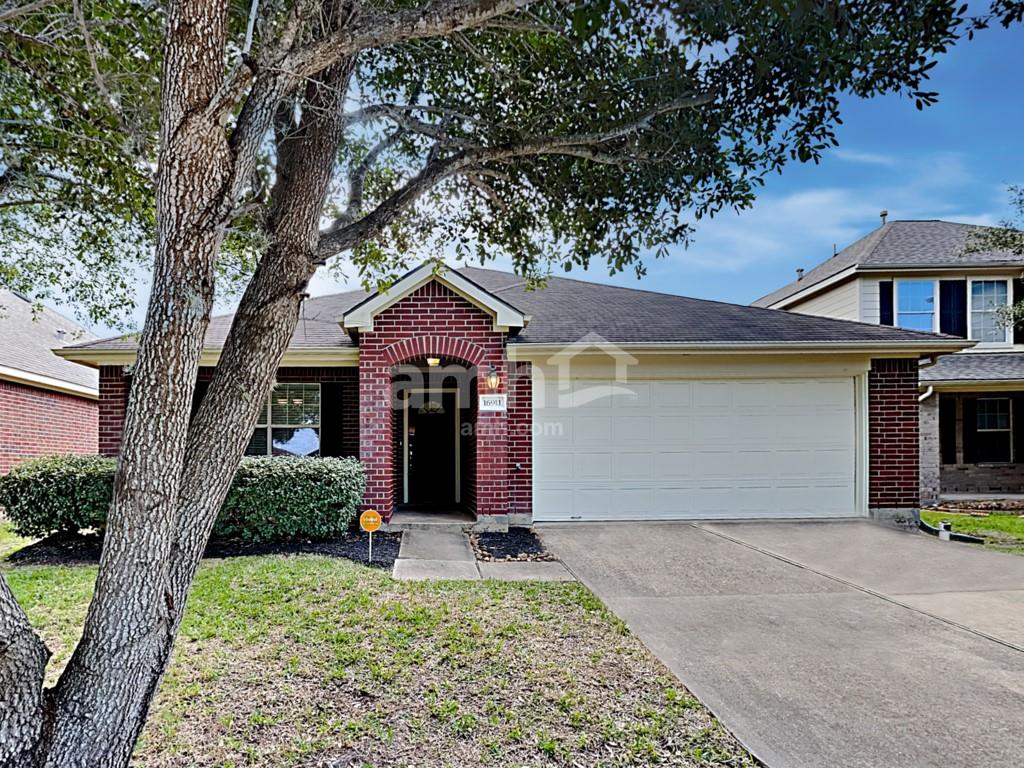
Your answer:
392;529;574;582
541;521;1024;768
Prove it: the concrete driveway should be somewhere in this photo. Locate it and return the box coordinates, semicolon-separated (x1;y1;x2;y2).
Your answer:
541;521;1024;768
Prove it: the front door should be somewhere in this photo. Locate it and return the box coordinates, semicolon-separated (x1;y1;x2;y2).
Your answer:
406;390;458;507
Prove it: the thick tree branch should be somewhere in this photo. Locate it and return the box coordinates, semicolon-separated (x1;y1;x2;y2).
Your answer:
316;91;713;259
285;0;542;80
0;0;60;23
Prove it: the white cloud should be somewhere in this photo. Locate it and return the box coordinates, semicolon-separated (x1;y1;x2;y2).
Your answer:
833;148;897;166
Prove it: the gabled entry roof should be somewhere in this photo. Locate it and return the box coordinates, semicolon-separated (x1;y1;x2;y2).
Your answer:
341;263;529;333
56;262;970;366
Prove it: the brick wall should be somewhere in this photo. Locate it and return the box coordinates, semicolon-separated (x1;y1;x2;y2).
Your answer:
99;365;359;458
0;380;98;473
99;366;129;457
507;361;532;521
941;463;1024;494
357;280;508;518
868;358;920;512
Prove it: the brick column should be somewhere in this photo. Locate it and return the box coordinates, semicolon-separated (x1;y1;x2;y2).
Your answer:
507;361;533;524
475;358;508;519
98;365;130;457
358;349;395;517
868;358;920;525
919;392;940;505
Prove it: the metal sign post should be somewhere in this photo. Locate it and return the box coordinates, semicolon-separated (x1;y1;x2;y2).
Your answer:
359;509;382;562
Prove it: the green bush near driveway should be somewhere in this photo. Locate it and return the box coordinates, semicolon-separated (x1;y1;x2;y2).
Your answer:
0;455;365;543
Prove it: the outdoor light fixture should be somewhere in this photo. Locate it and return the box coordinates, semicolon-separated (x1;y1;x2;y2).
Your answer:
485;364;500;391
426;357;441;367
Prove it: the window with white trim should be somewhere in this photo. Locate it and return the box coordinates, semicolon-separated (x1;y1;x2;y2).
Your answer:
245;383;321;456
896;280;935;332
970;280;1009;343
975;397;1012;463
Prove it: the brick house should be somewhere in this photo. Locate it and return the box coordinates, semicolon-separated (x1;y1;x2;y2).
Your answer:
57;264;966;526
755;218;1024;501
0;289;98;473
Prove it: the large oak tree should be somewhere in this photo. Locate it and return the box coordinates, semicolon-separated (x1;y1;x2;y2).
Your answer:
0;1;972;765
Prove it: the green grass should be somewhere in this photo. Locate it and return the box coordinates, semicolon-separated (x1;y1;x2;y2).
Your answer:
0;521;32;559
3;554;752;767
920;510;1024;555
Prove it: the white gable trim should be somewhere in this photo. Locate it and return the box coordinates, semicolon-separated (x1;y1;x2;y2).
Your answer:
340;263;528;332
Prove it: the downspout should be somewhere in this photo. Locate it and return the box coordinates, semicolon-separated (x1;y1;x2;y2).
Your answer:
919;354;937;402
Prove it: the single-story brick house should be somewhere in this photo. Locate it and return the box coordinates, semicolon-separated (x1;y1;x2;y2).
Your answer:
56;264;968;526
0;289;98;473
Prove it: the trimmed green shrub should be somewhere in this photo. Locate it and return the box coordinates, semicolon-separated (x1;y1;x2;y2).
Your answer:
214;456;365;542
0;455;115;537
0;455;365;543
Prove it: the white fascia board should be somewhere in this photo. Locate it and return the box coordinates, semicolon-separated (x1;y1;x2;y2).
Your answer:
923;379;1024;392
506;339;973;359
0;364;98;399
340;263;527;332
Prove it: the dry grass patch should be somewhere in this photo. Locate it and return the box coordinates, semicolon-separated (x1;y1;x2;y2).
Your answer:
6;554;752;767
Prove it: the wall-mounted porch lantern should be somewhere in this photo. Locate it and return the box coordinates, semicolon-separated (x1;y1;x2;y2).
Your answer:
485;364;500;391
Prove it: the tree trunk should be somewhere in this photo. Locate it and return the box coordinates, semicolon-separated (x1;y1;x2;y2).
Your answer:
166;52;355;639
0;577;50;767
32;2;233;766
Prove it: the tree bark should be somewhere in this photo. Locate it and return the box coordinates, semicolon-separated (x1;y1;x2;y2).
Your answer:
34;2;233;766
0;577;50;768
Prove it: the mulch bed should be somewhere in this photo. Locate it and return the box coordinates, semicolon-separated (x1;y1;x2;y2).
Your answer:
932;499;1024;515
6;530;402;569
470;527;554;562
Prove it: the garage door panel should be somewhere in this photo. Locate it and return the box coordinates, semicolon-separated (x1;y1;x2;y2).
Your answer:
534;376;858;521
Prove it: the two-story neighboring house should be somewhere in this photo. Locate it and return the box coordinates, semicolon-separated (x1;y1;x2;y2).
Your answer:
754;218;1024;503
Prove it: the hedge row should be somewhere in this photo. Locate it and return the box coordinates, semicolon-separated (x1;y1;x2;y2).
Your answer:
0;454;366;543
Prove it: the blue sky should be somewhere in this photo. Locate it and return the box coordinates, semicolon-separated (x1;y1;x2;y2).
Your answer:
85;19;1024;335
308;20;1024;308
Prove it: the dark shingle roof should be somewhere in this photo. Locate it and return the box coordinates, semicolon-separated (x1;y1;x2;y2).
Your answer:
0;289;98;390
920;352;1024;384
752;220;1023;308
66;264;964;354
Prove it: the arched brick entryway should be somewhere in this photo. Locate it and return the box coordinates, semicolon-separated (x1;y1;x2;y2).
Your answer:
357;281;509;519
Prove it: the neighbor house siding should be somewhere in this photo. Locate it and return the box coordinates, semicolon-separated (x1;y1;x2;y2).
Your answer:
860;279;880;324
868;358;920;515
0;379;97;473
790;278;860;320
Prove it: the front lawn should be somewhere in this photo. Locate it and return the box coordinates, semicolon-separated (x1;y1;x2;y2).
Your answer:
920;510;1024;556
5;553;751;767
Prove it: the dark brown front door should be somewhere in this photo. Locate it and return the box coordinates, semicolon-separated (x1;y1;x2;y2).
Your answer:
407;390;458;507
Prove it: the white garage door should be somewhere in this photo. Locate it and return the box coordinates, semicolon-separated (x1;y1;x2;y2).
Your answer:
533;377;858;521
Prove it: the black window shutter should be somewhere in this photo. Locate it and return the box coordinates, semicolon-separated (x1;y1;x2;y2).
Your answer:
962;398;977;464
1014;279;1024;345
320;381;344;458
1015;396;1024;464
879;281;894;326
939;395;957;465
939;280;967;338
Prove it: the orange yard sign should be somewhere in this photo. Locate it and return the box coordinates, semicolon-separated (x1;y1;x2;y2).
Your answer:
360;509;382;533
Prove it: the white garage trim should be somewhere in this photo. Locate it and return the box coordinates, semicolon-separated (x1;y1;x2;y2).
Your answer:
532;365;868;522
